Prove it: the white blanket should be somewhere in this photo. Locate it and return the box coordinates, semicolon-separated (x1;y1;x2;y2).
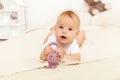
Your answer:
0;25;120;76
0;28;47;76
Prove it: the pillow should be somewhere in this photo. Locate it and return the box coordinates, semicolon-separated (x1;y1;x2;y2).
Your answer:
91;10;120;27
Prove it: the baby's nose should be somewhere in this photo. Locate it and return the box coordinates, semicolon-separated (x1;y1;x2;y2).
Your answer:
62;29;67;34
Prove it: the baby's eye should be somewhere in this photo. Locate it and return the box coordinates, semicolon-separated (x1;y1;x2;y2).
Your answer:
59;26;63;29
68;28;72;31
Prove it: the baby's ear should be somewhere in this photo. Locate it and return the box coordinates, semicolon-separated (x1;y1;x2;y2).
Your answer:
76;30;80;35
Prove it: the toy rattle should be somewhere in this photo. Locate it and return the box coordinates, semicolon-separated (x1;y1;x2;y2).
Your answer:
46;42;60;69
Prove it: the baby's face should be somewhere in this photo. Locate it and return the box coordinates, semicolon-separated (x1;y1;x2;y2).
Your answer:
55;16;79;45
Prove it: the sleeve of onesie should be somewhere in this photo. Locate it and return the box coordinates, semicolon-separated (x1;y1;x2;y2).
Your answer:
67;39;80;55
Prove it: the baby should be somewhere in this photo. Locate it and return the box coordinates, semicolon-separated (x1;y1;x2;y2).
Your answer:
40;10;85;62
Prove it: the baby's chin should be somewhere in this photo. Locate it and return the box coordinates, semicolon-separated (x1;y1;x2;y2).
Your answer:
58;40;70;45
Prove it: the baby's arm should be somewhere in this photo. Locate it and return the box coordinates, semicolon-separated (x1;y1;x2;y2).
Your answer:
43;26;55;44
56;48;80;61
64;53;80;61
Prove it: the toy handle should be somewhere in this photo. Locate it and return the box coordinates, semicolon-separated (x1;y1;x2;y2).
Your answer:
49;42;59;50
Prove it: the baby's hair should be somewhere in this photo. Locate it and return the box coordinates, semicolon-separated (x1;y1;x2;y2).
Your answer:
57;10;80;28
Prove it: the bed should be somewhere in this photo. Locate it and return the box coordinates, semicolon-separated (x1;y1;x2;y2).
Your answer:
0;10;120;80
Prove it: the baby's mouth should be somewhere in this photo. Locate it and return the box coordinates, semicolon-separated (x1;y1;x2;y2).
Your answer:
61;36;67;39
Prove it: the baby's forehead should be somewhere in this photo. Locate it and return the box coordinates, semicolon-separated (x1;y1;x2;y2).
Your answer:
60;16;79;27
58;15;79;23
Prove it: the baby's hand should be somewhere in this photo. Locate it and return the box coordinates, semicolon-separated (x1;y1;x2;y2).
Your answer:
43;45;52;55
56;48;64;59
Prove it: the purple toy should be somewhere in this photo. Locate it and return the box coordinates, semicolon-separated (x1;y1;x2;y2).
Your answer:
46;42;60;69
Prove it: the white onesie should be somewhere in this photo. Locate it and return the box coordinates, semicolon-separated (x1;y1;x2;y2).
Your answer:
44;35;80;55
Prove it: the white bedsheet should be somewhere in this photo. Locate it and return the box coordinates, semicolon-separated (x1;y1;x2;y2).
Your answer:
0;25;120;76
